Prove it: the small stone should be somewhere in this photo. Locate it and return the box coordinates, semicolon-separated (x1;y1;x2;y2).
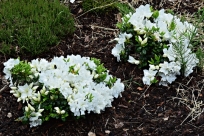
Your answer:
163;116;169;121
114;122;124;128
7;112;12;118
88;132;96;136
105;130;111;134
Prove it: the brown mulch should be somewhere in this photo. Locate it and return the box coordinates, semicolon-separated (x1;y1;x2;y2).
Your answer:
0;0;204;135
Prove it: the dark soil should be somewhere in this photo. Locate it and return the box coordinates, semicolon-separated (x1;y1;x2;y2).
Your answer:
0;0;204;135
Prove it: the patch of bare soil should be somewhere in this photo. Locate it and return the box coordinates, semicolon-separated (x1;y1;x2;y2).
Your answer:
0;0;204;135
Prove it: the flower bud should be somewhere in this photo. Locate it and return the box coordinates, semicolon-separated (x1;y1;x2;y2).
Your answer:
37;92;41;101
138;36;142;43
32;86;38;91
155;65;159;70
137;29;146;34
141;37;148;45
60;110;65;114
144;34;147;38
10;90;15;93
134;60;140;65
44;91;49;95
28;103;35;111
163;54;167;57
25;106;29;112
38;109;44;113
54;107;60;114
10;87;17;90
13;93;20;98
159;63;164;67
40;88;45;94
94;74;99;79
29;83;34;88
29;75;34;79
67;95;72;102
34;73;39;77
149;65;156;70
17;98;22;102
50;95;54;100
42;86;46;91
32;96;38;102
125;33;132;39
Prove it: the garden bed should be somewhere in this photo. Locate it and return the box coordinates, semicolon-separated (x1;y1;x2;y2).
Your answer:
0;0;204;135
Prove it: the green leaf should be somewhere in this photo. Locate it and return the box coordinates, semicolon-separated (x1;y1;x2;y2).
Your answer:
152;10;159;18
45;116;50;121
142;49;146;54
50;113;57;118
61;117;66;121
169;21;176;31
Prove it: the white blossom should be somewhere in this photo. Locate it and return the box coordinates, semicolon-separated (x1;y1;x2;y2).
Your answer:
142;69;158;85
128;56;140;65
111;43;124;62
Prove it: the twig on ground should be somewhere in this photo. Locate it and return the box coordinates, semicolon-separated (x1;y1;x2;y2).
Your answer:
141;104;152;115
0;85;9;93
90;25;118;31
104;118;109;128
186;76;193;85
172;83;204;125
76;2;116;19
138;85;151;100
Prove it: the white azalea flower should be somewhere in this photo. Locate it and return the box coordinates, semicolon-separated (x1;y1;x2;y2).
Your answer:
111;79;125;98
17;83;34;103
114;32;132;45
128;56;140;65
149;64;159;70
157;21;171;40
29;106;44;127
29;118;42;128
142;69;158;85
129;4;152;26
156;9;174;25
3;58;20;70
159;73;177;86
163;45;176;61
111;44;124;62
3;58;20;80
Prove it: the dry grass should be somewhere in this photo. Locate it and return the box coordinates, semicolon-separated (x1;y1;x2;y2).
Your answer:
171;77;204;124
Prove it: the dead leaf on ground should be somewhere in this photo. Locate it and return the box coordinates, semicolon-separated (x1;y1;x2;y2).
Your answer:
137;87;144;91
105;130;111;134
163;117;169;121
85;35;90;42
116;13;122;22
88;132;96;136
114;122;124;128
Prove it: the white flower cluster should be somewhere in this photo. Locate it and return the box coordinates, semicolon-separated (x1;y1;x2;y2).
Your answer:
143;39;199;86
3;58;20;82
163;39;199;77
3;55;124;127
112;32;133;62
112;4;199;86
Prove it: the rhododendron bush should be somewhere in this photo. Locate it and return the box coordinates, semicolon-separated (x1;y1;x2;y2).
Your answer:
112;4;199;86
3;55;124;127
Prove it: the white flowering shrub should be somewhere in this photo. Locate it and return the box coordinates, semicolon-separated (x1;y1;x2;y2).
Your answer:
3;55;124;127
112;4;199;86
